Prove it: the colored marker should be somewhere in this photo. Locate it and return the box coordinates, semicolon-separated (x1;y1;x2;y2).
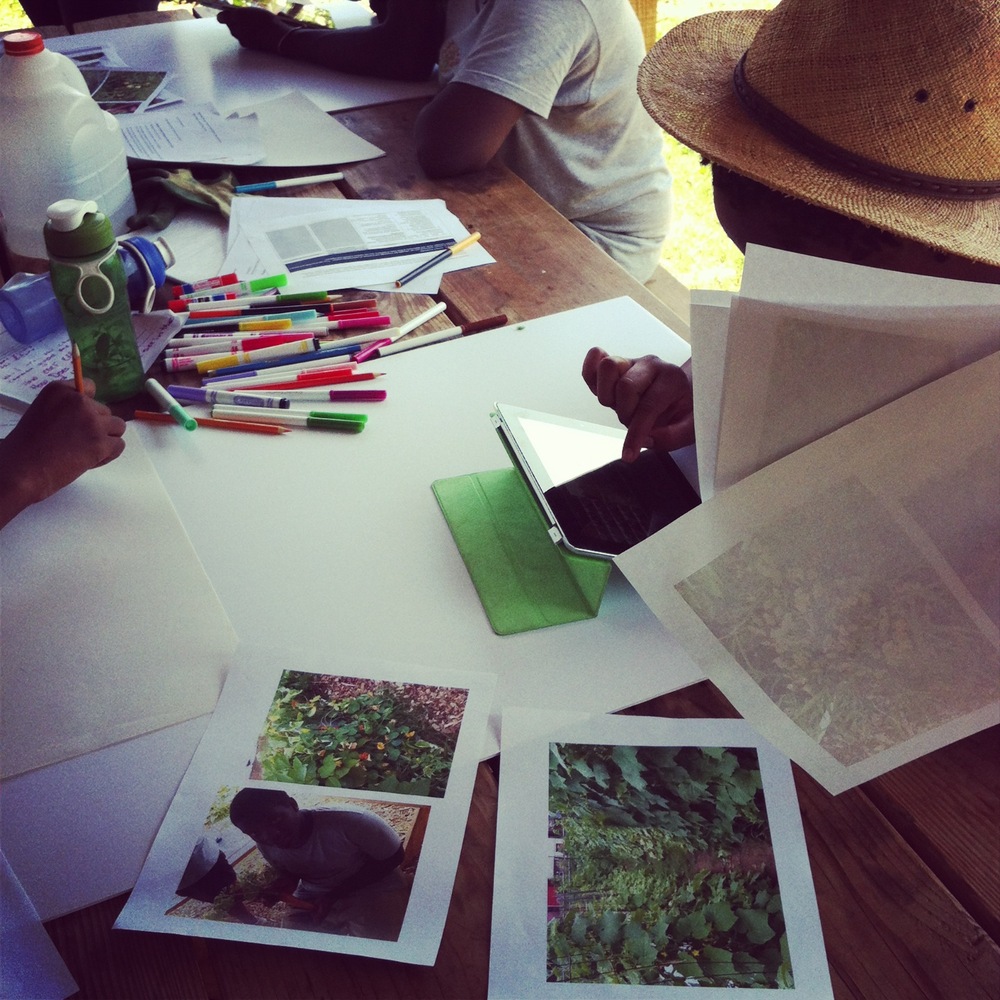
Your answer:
177;273;288;300
243;371;382;391
144;378;197;431
196;338;319;374
166;334;318;354
276;388;387;402
357;313;508;360
200;344;361;380
394;231;481;287
324;314;392;331
201;363;357;389
182;309;314;337
352;302;448;361
171;273;239;296
168;291;361;311
167;385;292;408
134;410;288;435
212;405;367;432
234;171;345;194
178;304;369;321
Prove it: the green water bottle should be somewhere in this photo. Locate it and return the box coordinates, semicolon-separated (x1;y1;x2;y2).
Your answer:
43;198;144;402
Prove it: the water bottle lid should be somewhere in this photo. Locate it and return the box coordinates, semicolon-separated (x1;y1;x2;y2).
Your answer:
2;31;45;56
44;199;115;258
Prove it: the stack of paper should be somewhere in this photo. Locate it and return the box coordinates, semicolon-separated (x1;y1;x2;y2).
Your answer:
618;247;1000;794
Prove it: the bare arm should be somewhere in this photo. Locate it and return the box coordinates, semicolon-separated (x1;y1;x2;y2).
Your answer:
415;82;526;176
218;2;445;82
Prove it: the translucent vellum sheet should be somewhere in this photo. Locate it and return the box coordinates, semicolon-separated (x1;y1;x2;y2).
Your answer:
617;354;1000;794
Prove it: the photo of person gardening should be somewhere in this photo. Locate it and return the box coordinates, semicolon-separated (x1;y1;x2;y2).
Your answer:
168;786;428;941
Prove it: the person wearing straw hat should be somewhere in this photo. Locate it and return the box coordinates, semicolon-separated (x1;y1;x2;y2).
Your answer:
584;0;1000;458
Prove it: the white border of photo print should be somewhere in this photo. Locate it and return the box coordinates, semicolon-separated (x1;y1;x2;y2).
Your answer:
490;710;832;999
116;643;495;965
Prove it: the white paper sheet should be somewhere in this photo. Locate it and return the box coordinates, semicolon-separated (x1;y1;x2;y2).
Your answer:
490;709;832;998
115;646;495;966
699;248;1000;496
119;104;266;165
0;426;237;777
617;353;1000;795
713;297;1000;492
119;92;386;168
222;196;494;295
0;310;182;407
688;290;732;501
0;853;78;1000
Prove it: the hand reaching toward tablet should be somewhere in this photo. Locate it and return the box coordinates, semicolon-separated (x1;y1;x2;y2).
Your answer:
581;348;695;460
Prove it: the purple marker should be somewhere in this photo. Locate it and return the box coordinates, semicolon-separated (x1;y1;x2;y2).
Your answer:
167;385;290;408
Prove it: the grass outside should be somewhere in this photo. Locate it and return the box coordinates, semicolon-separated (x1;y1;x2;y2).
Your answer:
0;0;776;291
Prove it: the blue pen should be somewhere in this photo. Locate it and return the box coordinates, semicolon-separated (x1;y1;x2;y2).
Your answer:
234;171;345;194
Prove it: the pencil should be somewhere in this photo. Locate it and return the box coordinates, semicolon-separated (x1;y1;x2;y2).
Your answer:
134;410;289;435
71;342;84;392
394;231;482;287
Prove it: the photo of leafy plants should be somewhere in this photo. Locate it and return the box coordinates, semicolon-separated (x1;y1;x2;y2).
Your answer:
547;742;792;988
251;671;468;798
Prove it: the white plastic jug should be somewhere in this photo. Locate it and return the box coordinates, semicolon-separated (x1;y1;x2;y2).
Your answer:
0;31;136;266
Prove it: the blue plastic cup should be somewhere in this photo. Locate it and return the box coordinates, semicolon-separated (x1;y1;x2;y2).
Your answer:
0;271;66;343
0;235;173;344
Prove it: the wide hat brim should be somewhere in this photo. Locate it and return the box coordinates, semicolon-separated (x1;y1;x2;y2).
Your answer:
638;11;1000;269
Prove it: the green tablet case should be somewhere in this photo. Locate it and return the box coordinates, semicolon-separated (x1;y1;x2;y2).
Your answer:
432;467;611;635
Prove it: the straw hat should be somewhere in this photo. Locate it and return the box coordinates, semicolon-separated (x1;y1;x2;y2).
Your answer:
637;0;1000;267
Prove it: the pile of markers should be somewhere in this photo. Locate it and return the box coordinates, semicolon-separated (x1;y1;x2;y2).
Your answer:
135;271;507;436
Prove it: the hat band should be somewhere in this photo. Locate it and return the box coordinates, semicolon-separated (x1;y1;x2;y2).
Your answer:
733;52;1000;201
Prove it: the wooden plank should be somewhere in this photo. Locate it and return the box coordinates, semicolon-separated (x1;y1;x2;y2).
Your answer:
335;100;691;337
862;726;1000;942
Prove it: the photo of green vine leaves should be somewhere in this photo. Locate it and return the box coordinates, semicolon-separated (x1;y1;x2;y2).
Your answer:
547;742;792;989
252;671;468;798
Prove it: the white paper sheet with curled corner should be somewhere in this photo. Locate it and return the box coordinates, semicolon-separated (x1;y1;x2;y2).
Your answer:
0;426;237;778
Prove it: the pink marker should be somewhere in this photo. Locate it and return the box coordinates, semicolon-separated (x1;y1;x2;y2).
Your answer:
171;273;239;296
352;339;393;363
325;315;392;331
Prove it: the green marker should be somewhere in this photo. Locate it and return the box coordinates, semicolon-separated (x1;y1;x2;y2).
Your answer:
306;414;366;433
145;378;197;431
209;405;366;432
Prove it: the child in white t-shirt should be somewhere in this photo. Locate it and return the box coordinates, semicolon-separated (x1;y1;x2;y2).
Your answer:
219;0;671;282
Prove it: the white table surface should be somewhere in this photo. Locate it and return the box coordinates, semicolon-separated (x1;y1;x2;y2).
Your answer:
45;15;437;115
3;296;705;919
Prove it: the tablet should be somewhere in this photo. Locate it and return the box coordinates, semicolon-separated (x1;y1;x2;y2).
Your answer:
491;403;701;559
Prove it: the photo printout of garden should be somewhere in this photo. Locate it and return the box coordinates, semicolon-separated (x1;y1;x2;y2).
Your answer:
490;711;832;998
617;344;1000;795
115;645;495;964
